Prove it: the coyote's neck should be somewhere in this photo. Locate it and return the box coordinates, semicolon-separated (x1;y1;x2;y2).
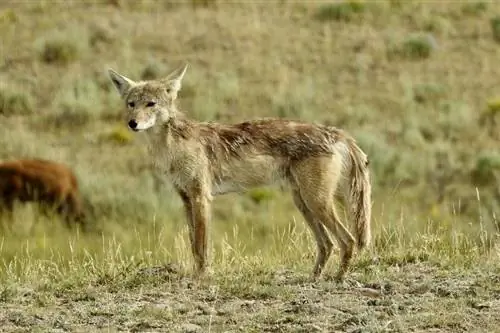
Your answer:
145;112;198;171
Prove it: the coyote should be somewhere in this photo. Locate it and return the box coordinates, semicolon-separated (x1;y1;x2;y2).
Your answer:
0;158;86;228
108;64;371;281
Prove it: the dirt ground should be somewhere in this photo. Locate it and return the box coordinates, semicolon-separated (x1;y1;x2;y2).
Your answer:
0;262;499;333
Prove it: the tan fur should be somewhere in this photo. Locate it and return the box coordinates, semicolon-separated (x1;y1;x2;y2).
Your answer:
0;158;86;228
108;64;372;281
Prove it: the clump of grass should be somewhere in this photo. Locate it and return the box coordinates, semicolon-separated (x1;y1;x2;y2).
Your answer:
37;31;88;65
43;79;101;129
248;188;275;204
436;100;474;141
89;23;116;49
191;0;217;9
479;98;500;136
314;1;366;22
388;0;404;8
47;109;92;129
461;2;488;16
421;16;454;35
0;84;34;116
491;16;500;43
140;60;167;81
189;71;239;120
413;82;446;104
388;33;438;60
470;152;500;186
100;126;134;145
486;98;500;115
271;77;318;122
0;8;18;24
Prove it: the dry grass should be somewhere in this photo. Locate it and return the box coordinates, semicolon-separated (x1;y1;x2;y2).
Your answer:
0;0;500;331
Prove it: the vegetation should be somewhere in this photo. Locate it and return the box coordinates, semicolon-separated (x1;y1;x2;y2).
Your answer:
0;1;499;331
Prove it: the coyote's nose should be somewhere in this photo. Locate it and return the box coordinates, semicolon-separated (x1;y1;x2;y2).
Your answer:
128;119;138;130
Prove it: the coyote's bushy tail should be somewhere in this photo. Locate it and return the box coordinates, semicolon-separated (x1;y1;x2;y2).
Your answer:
346;139;372;250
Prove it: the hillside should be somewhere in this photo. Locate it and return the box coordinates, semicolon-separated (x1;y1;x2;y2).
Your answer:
0;1;499;331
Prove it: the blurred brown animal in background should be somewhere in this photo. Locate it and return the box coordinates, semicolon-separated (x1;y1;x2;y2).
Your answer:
0;158;86;228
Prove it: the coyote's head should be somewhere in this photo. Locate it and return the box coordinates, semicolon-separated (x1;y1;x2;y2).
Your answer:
108;64;188;132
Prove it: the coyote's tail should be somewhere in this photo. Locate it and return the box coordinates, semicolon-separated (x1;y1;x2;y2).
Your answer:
346;139;372;250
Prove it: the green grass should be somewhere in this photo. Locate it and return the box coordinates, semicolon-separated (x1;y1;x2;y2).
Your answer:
0;87;34;116
0;0;500;331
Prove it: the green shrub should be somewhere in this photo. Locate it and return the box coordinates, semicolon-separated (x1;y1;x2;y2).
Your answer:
461;2;488;16
413;83;446;104
141;60;167;80
0;8;18;24
491;16;500;42
191;0;217;9
47;108;92;129
470;152;500;186
43;79;101;129
248;188;275;204
486;98;500;115
314;1;366;22
100;126;134;145
479;98;500;133
388;34;438;60
37;30;88;65
90;23;115;49
0;85;34;116
40;38;79;65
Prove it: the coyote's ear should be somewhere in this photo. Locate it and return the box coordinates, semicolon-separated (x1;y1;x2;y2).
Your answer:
164;63;188;92
108;69;136;97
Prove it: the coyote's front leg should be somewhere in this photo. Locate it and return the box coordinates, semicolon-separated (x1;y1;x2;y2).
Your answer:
175;187;196;262
187;181;212;276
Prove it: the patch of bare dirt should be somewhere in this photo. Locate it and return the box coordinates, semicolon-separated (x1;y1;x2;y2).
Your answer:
0;263;499;332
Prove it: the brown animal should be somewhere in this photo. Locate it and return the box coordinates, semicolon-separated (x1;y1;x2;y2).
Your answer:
0;158;85;228
108;64;372;281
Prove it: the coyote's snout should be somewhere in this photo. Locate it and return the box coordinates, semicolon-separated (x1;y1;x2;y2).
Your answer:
108;66;187;132
108;64;372;281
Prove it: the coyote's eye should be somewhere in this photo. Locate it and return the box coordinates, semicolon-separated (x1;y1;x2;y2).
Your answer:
146;101;156;107
166;88;171;93
127;101;135;108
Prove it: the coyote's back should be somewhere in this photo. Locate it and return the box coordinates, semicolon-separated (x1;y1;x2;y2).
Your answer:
108;64;372;281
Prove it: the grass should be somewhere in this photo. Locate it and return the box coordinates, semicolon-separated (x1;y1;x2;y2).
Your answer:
0;84;34;116
314;1;368;22
387;33;438;60
0;0;500;331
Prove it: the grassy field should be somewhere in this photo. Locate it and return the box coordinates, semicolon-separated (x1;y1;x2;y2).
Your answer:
0;0;500;331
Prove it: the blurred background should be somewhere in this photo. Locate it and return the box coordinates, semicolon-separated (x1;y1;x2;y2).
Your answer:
0;0;499;278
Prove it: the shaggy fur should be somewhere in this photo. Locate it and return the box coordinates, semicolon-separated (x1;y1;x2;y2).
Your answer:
108;64;372;281
0;159;85;227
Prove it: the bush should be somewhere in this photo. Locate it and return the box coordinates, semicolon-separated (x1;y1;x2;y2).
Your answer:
248;188;275;204
413;83;446;104
479;98;500;135
388;34;438;60
41;79;102;129
37;30;88;65
491;16;500;43
100;126;134;145
191;0;217;9
46;108;92;129
141;60;167;81
0;85;34;116
470;152;500;186
0;8;18;24
314;1;366;22
486;98;500;115
40;39;79;65
461;2;488;16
